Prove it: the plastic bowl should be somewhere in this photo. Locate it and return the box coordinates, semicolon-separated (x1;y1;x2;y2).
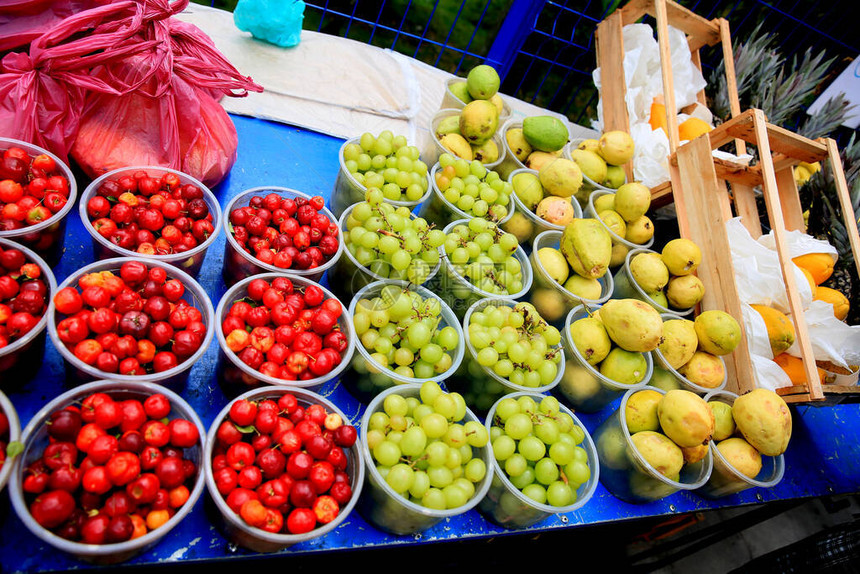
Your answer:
652;313;728;394
342;280;464;403
527;230;613;329
214;273;355;395
331;137;434;220
611;247;695;316
80;166;222;279
417;161;515;229
563;138;627;204
222;186;344;287
47;257;214;387
698;389;785;499
431;218;532;319
327;203;442;304
8;379;207;564
358;382;492;535
557;304;652;414
0;388;21;493
448;297;565;416
438;76;513;123
426;108;507;172
506;168;583;248
592;386;713;504
479;391;599;529
586;190;655;269
0;137;78;268
205;386;364;552
0;237;57;388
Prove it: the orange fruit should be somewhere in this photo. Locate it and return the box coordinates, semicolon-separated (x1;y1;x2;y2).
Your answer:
678;117;712;142
773;352;825;385
814;286;850;320
798;267;816;293
649;100;668;137
750;304;796;356
792;253;835;285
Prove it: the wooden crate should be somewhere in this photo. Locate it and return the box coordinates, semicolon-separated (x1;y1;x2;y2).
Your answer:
595;0;746;208
669;108;860;403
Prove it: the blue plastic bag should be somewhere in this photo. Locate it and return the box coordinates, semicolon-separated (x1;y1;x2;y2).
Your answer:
234;0;305;48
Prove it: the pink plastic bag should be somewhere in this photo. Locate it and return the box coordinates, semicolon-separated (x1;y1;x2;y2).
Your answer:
0;0;117;53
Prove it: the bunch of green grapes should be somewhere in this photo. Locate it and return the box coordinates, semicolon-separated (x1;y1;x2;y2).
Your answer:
443;217;525;296
490;394;591;506
345;188;445;284
434;153;512;220
343;131;430;202
353;284;461;379
366;381;489;510
467;302;563;387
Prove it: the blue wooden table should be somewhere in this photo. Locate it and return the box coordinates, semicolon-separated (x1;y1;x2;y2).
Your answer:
1;115;859;573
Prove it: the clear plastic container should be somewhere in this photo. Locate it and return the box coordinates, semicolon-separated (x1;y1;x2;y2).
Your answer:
222;186;344;286
79;166;222;278
326;204;442;304
557;304;652;414
439;76;513;119
8;379;207;564
204;386;364;552
527;230;613;329
505;167;583;248
426;108;507;171
586;190;655;270
0;237;57;388
698;390;785;499
652;312;728;394
479;391;599;529
0;137;78;268
563;139;627;205
357;382;492;535
592;386;713;504
611;247;695;316
214;272;355;395
47;257;214;388
430;218;532;319
417;161;515;229
331;136;434;220
448;297;565;416
496;119;528;180
341;280;464;403
0;388;21;493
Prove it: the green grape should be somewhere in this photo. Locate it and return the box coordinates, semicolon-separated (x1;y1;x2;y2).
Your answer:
546;481;575;507
409;470;431;499
504;453;528;478
421;413;449;439
504;413;533;440
522;484;547;504
492;435;516;461
386;463;414;494
373;440;401;467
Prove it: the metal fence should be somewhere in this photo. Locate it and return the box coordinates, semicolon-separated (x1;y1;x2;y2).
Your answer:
206;0;859;129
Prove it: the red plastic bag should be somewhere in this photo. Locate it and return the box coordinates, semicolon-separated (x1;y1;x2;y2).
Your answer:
70;1;262;187
0;0;118;53
0;0;167;160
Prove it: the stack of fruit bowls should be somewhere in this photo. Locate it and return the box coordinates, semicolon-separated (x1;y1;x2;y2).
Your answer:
651;313;728;395
439;76;513;122
449;298;565;416
80;166;222;279
432;218;533;319
331;136;434;220
587;190;655;271
558;304;652;414
222;187;343;286
506;167;583;249
527;230;613;330
8;380;207;564
358;382;493;535
611;248;695;316
698;390;785;499
479;391;599;529
0;388;21;493
426;109;507;172
343;280;464;403
0;137;78;268
328;204;443;304
214;273;355;395
47;257;214;388
204;387;365;553
592;387;713;504
0;237;57;387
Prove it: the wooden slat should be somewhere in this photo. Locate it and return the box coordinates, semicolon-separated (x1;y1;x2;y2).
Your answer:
619;0;720;47
689;49;708;107
766;123;829;163
714;157;763;187
707;109;757;149
751;109;824;400
672;135;757;395
775;167;806;233
654;0;680;154
732;183;763;238
595;10;633;184
825;138;860;279
650;180;674;207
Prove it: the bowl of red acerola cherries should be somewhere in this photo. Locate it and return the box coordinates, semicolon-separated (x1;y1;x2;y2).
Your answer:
0;137;77;267
80;166;222;278
0;237;57;386
8;380;207;564
222;187;343;286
